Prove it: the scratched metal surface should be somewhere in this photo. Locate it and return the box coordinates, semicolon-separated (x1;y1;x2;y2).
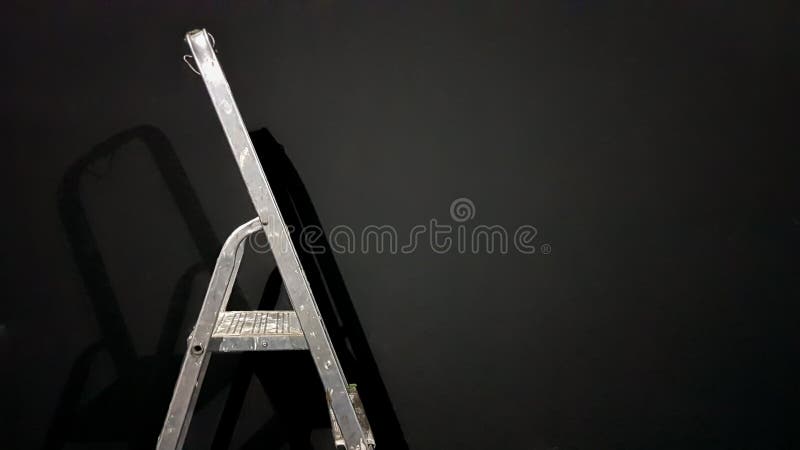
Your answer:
213;311;303;337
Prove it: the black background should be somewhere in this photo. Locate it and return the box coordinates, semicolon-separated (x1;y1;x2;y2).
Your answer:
4;1;800;449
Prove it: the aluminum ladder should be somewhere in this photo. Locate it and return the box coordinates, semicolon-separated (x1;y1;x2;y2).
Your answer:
157;29;375;450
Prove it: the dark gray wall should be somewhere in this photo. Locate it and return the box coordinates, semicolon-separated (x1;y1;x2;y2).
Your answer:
4;1;799;449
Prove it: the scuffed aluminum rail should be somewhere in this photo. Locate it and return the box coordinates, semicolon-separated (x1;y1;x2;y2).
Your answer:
157;218;260;449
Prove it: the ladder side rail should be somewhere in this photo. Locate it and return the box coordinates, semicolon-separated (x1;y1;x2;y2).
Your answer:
157;218;261;449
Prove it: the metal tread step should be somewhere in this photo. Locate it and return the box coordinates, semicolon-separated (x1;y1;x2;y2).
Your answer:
209;311;308;352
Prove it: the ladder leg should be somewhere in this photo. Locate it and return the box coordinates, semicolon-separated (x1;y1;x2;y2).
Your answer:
157;218;261;449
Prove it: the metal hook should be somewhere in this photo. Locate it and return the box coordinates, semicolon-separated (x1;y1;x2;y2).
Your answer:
208;32;216;49
183;54;201;75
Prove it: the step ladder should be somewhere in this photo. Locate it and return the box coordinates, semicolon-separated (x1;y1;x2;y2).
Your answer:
157;29;375;450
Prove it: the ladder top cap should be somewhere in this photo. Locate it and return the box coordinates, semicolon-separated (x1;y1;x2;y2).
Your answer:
186;29;206;38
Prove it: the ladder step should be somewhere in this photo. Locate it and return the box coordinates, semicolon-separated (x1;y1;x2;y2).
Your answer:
329;385;375;449
209;311;308;352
